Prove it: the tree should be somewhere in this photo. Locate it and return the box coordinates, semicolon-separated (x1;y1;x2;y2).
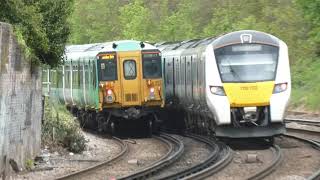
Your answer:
158;0;197;41
119;0;155;41
69;0;120;44
0;0;74;67
296;0;320;55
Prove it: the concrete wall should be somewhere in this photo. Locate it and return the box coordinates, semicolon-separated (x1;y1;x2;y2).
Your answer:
0;22;42;176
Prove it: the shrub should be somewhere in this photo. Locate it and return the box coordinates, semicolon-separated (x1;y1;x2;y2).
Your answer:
42;99;86;153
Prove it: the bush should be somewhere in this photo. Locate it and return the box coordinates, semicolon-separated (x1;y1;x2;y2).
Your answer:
42;99;86;153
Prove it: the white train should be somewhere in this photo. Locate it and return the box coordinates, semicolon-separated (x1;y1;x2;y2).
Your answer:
156;30;291;139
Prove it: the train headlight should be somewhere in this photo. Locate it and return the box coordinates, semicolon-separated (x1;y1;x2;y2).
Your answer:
149;87;155;100
107;89;113;95
150;87;155;93
209;86;226;96
273;83;288;94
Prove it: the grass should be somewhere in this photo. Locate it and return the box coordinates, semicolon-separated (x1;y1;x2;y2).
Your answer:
290;57;320;111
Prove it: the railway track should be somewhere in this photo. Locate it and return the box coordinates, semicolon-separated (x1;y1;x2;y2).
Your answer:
283;118;320;180
285;118;320;127
56;136;128;180
180;138;233;180
118;133;184;180
286;117;320;141
247;144;282;180
154;134;233;180
57;133;183;180
281;134;320;180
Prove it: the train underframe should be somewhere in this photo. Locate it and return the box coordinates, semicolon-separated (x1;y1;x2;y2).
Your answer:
68;106;161;137
160;106;285;143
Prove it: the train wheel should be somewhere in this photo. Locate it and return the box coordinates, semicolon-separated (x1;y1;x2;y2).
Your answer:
148;120;153;137
96;113;106;133
86;111;98;130
111;122;116;136
77;110;84;126
152;114;160;135
266;137;274;145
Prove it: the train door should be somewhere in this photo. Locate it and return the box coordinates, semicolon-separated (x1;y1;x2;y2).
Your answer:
119;51;141;106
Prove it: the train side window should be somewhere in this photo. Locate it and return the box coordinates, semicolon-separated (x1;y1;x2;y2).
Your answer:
85;64;89;86
65;65;70;89
72;65;78;89
79;63;83;89
123;60;137;80
92;61;96;88
58;68;63;88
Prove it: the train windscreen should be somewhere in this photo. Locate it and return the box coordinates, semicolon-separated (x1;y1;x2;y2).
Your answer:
214;44;278;82
142;53;162;79
98;54;117;81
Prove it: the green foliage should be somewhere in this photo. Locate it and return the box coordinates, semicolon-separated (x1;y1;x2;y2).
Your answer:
158;0;196;41
69;0;120;44
25;159;34;171
291;58;320;110
296;0;320;54
42;99;86;153
0;0;74;67
119;0;155;41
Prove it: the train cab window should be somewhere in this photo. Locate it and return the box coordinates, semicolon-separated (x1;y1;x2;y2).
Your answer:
98;58;117;81
215;44;278;82
142;53;162;79
123;60;137;80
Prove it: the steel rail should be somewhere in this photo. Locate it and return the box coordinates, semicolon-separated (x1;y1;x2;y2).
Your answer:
286;127;320;137
155;134;221;180
247;144;283;180
56;136;128;180
282;134;320;180
285;118;320;127
118;133;184;180
181;141;233;180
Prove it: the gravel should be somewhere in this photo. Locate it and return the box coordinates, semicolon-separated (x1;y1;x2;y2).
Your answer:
13;131;121;180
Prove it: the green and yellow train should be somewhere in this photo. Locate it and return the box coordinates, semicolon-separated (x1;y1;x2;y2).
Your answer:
43;40;164;134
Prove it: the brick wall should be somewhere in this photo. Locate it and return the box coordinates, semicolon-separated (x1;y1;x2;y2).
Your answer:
0;22;42;176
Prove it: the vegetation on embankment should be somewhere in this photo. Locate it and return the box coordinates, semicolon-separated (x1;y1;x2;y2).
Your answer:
42;99;86;153
291;59;320;111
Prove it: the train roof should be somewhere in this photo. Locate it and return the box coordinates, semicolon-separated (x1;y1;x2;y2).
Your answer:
212;30;280;49
64;40;158;62
156;30;280;52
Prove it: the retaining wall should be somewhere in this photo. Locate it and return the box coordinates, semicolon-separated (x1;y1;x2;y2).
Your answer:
0;22;42;176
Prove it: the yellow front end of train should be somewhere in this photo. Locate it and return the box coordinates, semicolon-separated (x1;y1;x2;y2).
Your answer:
223;81;275;107
97;49;164;113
